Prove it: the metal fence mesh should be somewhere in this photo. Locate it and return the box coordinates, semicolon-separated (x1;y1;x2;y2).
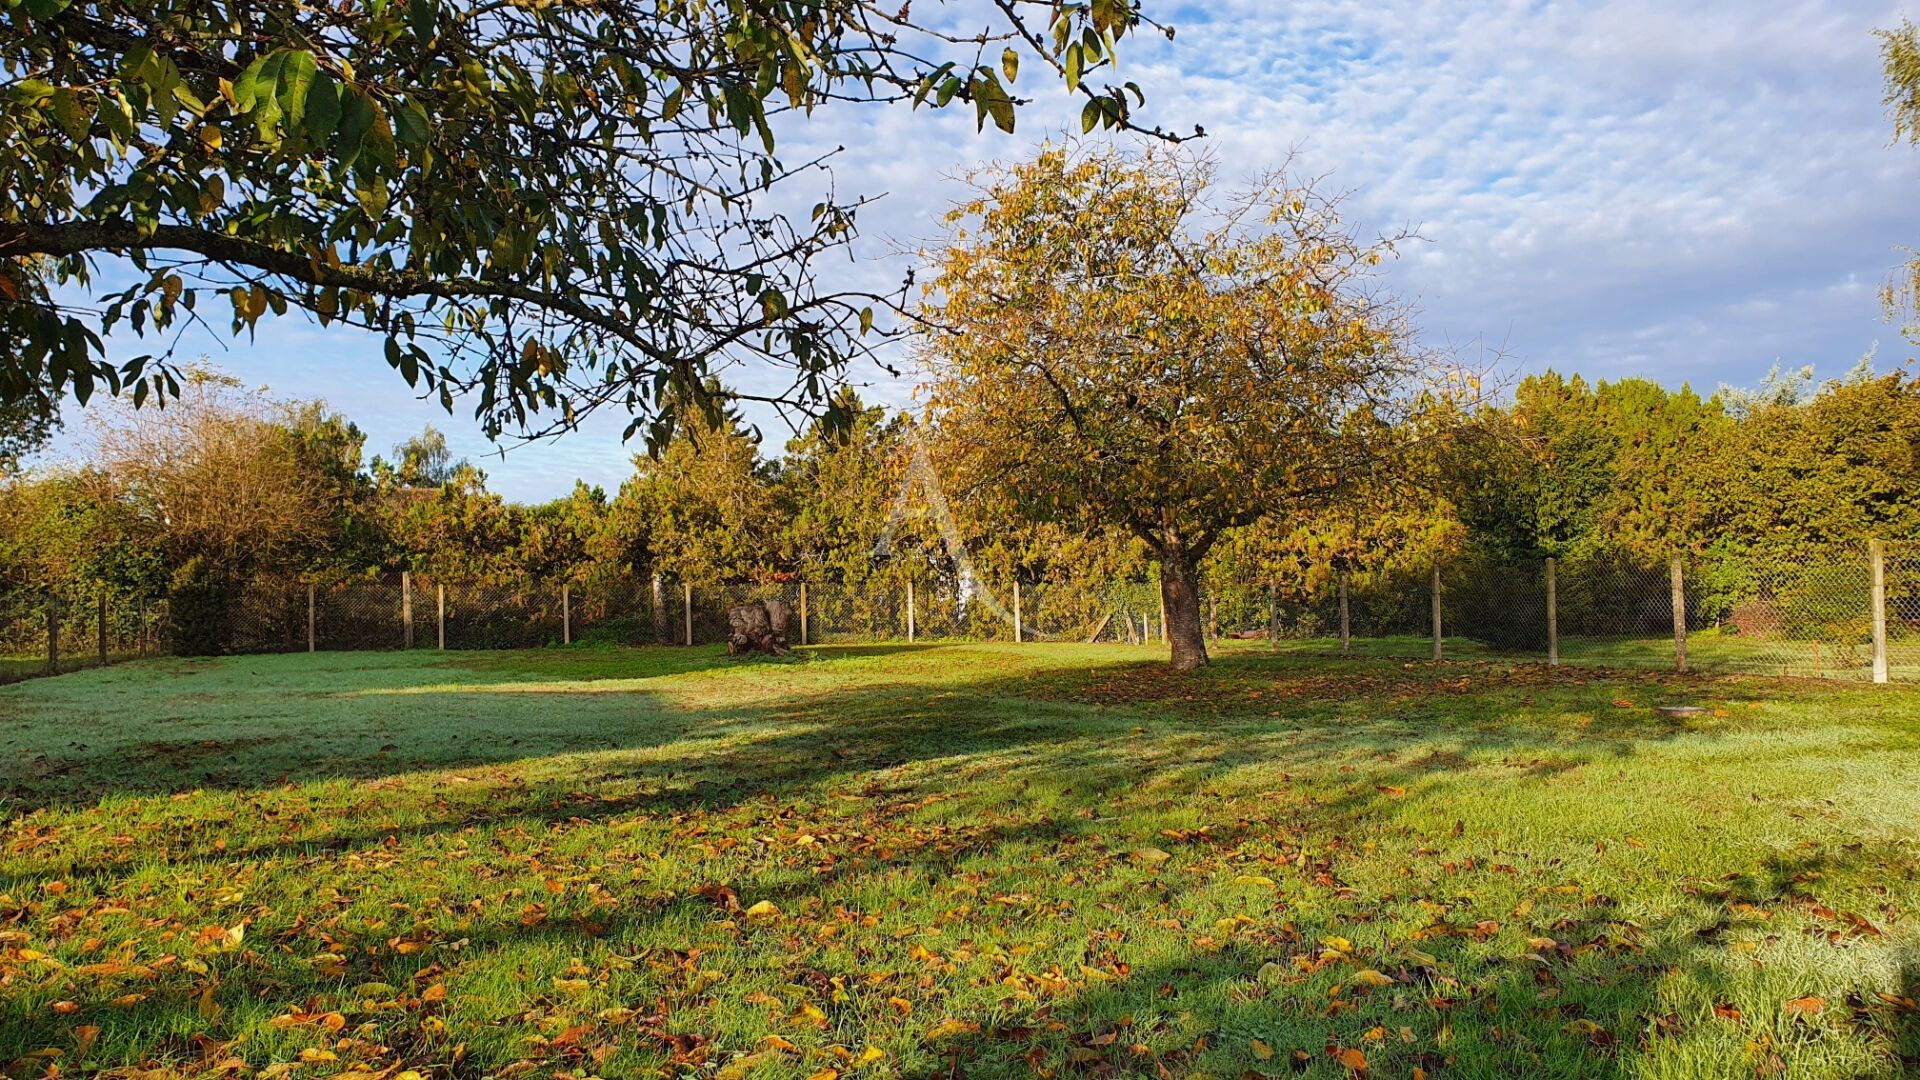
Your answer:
6;542;1920;683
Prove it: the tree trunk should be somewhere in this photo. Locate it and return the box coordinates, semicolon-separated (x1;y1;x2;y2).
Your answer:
1158;544;1209;670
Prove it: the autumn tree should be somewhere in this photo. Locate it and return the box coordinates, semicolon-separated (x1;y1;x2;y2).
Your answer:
0;0;1181;438
920;144;1436;669
1883;18;1920;334
614;399;783;585
88;366;355;574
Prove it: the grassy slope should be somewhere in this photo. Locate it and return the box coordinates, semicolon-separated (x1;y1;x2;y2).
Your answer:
1;643;1917;1079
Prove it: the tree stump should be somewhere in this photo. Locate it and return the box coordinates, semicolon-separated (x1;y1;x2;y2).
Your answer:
726;599;794;655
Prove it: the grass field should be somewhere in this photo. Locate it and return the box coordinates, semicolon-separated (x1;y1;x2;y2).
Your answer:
3;643;1919;1079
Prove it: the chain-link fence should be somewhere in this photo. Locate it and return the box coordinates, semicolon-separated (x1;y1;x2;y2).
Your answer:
1199;541;1919;681
7;541;1920;683
0;591;168;683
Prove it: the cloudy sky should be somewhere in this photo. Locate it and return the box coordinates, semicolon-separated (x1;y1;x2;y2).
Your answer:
42;0;1920;500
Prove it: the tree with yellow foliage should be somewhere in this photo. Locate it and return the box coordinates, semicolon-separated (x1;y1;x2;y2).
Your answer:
919;144;1443;669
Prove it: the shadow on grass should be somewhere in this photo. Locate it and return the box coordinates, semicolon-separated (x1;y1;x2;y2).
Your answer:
0;645;1907;1076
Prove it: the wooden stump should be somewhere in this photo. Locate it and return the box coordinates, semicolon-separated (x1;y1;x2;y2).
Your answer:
726;600;794;655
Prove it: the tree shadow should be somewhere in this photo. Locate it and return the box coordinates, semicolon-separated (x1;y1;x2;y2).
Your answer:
0;646;1911;1076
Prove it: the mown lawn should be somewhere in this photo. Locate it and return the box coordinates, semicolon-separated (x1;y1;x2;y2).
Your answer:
2;643;1918;1079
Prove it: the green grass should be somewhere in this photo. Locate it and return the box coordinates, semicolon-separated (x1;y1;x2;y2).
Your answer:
2;642;1919;1079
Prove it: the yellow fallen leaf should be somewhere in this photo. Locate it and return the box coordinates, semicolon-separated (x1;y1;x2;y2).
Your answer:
1332;1046;1368;1072
854;1046;885;1067
1321;936;1353;953
1235;875;1276;887
761;1035;799;1052
805;1070;838;1080
926;1018;982;1040
1250;1038;1274;1060
745;900;781;918
886;996;913;1017
1350;969;1395;987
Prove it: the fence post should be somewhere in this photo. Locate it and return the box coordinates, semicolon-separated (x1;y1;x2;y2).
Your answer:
307;582;316;653
1545;557;1559;667
402;571;414;649
1013;579;1023;643
437;584;446;649
1338;572;1351;657
1268;582;1279;648
1156;584;1165;645
562;583;571;646
799;582;809;646
97;593;108;665
1431;564;1443;661
907;579;916;643
46;595;58;675
1871;539;1889;684
1670;554;1688;674
684;582;693;646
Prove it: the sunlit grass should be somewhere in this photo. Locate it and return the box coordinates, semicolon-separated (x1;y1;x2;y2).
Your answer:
1;643;1917;1078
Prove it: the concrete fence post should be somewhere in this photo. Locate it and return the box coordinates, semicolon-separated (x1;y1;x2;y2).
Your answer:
1431;564;1444;661
437;584;446;650
1545;557;1559;667
1671;554;1688;674
906;579;916;643
684;582;693;646
1013;579;1023;643
1872;539;1889;684
799;582;809;646
402;571;414;650
562;583;571;646
307;582;317;653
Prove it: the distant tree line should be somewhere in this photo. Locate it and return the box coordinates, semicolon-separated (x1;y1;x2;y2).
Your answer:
4;357;1918;643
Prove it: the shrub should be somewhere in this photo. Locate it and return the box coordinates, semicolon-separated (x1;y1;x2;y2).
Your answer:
167;557;233;656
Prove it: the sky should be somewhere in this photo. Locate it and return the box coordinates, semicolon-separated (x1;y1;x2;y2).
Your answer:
37;0;1920;501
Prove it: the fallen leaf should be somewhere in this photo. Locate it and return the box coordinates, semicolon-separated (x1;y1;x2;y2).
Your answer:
1783;995;1825;1016
926;1018;982;1040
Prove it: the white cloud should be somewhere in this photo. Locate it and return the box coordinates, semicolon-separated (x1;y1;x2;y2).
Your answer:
34;0;1920;499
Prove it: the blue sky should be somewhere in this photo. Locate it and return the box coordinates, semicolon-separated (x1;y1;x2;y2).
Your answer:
38;0;1920;501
